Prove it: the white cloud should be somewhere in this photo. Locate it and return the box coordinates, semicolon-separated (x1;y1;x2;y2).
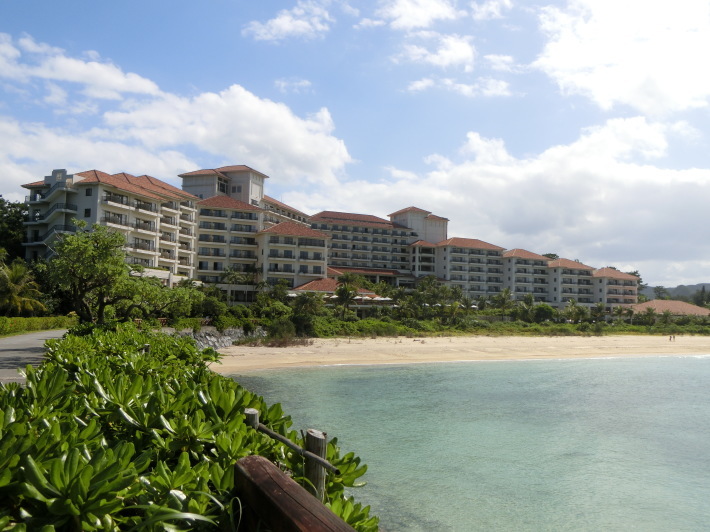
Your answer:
242;1;334;41
101;85;351;185
354;17;386;29
376;0;464;30
471;0;512;21
0;33;160;99
397;32;475;71
43;82;67;106
275;78;314;94
407;77;436;92
534;0;710;115
299;117;710;285
0;117;197;199
484;54;516;72
459;131;512;163
407;75;511;97
0;33;353;197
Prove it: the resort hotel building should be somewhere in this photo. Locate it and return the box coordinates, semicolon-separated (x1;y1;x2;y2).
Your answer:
22;166;639;309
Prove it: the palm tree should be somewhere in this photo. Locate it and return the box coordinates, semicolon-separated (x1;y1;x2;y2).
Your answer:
337;272;363;290
612;305;625;322
0;259;46;316
625;306;635;324
335;284;357;318
564;298;588;323
476;295;489;311
492;288;515;315
291;292;325;335
221;266;249;305
516;293;535;322
642;307;657;325
590;302;606;322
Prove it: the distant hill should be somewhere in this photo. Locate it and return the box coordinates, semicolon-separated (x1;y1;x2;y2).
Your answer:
642;283;710;300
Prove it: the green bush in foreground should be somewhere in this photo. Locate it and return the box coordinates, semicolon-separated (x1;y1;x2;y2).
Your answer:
0;324;378;531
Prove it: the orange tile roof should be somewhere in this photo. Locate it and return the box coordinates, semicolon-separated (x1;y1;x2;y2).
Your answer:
198;195;263;211
133;175;197;200
436;237;505;251
74;170;165;200
311;210;407;229
178;165;269;179
216;165;269;178
259;221;329;238
547;258;594;270
21;180;49;188
178;168;227;178
631;300;710;316
389;206;431;217
503;248;551;261
593;267;639;281
410;240;438;247
262;195;309;217
426;214;449;222
292;277;377;296
328;266;401;277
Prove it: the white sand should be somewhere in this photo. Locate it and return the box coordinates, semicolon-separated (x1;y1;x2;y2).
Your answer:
210;335;710;374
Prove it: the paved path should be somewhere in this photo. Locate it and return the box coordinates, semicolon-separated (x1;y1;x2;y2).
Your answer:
0;330;67;384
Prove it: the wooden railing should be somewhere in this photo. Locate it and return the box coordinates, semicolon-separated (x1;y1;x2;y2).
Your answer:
235;455;355;532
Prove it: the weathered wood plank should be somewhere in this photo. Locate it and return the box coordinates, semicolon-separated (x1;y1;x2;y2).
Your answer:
235;455;355;532
305;429;327;501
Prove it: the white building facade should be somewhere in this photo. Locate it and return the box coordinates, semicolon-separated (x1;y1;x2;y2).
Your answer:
23;166;639;309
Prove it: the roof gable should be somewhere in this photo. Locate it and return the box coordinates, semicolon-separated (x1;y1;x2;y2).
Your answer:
198;195;263;211
503;248;551;261
547;258;594;270
259;221;329;238
436;237;505;251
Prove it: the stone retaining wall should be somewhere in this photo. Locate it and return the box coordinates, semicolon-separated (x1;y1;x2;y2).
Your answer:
175;326;264;350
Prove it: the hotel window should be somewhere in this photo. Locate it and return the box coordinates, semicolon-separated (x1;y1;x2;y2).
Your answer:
86;188;93;196
84;208;91;218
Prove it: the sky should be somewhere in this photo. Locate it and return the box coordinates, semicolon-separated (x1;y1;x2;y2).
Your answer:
1;0;710;287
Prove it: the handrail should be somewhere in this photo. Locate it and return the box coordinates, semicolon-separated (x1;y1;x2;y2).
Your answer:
235;455;354;532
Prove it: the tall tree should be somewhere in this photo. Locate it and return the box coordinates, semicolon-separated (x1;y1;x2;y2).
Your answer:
49;222;130;323
0;196;28;263
626;270;648;302
653;286;669;300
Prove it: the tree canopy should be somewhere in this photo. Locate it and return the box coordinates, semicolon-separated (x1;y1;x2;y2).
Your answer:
0;196;27;263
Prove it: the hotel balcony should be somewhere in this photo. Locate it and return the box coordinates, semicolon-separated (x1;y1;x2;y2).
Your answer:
133;220;157;233
103;194;132;210
27;202;78;224
102;215;130;228
135;201;158;215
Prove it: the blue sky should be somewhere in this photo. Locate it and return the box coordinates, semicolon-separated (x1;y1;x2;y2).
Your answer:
2;0;710;287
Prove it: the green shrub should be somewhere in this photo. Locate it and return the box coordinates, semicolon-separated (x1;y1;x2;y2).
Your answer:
267;316;296;341
0;315;78;337
0;324;377;531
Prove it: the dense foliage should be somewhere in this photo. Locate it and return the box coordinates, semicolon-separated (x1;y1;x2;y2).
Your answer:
0;325;377;531
0;198;27;264
0;316;77;337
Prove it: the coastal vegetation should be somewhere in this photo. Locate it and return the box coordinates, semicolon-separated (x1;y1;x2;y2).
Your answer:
0;324;378;530
2;220;710;340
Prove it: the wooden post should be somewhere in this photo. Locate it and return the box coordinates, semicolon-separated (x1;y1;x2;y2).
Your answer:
305;429;327;501
235;455;355;531
244;408;259;429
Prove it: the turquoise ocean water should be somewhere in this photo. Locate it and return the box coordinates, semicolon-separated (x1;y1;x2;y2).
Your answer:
233;356;710;531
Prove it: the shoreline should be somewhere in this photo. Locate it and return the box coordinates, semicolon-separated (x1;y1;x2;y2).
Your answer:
211;334;710;374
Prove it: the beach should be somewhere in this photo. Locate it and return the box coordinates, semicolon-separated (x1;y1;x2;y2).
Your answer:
211;334;710;374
